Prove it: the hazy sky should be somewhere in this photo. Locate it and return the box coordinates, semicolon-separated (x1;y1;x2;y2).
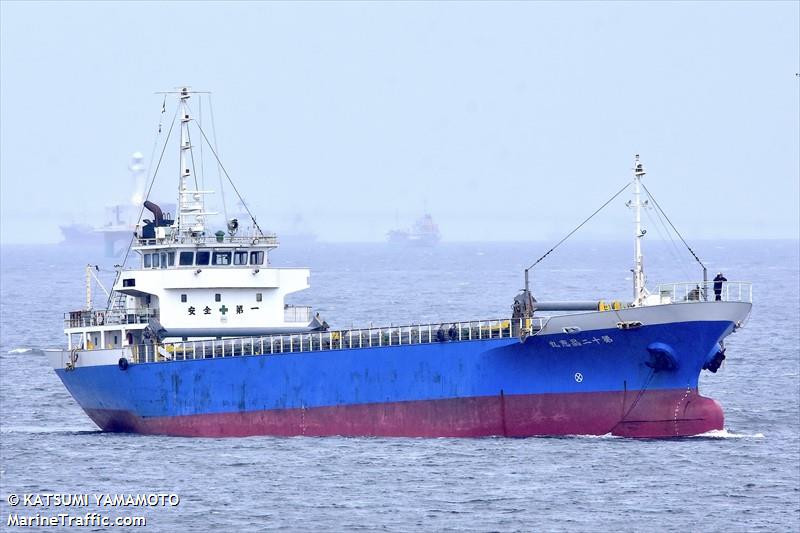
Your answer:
1;1;798;243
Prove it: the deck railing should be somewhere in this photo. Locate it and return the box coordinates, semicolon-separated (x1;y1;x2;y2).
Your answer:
656;281;752;304
135;233;279;248
284;305;313;323
64;308;158;328
128;317;547;364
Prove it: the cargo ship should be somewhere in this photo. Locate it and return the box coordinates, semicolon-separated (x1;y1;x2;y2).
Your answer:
48;88;752;438
387;213;441;246
59;222;103;247
58;152;175;257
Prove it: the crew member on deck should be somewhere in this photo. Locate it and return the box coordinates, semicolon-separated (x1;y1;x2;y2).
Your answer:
713;272;727;301
688;285;701;301
448;324;458;341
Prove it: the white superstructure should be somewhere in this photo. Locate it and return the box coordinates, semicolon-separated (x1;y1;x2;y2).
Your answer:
63;87;323;353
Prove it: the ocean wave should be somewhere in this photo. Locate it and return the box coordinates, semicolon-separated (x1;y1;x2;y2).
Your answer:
695;429;766;439
6;347;56;356
565;433;617;439
0;426;99;435
518;433;618;440
7;347;34;354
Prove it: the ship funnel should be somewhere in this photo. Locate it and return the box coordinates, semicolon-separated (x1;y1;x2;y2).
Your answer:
144;201;164;226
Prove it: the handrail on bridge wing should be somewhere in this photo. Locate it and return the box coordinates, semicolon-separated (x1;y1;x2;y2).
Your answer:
655;281;752;304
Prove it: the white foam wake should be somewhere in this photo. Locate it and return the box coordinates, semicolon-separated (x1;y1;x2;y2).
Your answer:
7;347;33;354
6;347;53;355
0;426;98;435
696;429;765;439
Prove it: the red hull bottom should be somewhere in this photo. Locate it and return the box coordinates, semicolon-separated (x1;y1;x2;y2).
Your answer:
85;389;723;439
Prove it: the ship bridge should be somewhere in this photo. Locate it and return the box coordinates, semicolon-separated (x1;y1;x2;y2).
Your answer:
94;86;322;344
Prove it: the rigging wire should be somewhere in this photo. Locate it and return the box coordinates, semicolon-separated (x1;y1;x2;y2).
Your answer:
191;116;265;236
198;95;205;191
641;182;706;269
143;98;166;202
207;94;229;224
654;206;695;277
106;104;180;310
644;205;694;281
87;266;111;298
646;206;692;275
526;182;632;271
130;104;180;256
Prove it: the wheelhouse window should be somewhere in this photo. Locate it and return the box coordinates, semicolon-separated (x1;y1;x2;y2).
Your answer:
152;253;160;268
179;251;194;266
212;251;232;266
167;252;175;266
143;254;152;268
160;252;168;269
234;251;248;265
250;251;264;265
195;251;210;265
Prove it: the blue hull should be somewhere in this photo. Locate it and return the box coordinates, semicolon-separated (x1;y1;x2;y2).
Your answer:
54;320;734;437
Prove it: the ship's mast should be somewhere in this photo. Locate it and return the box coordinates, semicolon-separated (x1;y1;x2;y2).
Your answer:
85;265;93;311
176;87;209;237
631;154;647;305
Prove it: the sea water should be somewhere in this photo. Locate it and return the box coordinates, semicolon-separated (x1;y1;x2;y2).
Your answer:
1;240;797;532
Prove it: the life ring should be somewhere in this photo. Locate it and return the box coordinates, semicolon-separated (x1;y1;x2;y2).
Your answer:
118;357;129;371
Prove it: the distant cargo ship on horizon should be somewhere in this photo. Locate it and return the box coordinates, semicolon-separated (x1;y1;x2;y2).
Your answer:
387;213;441;246
267;214;318;248
58;152;174;256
